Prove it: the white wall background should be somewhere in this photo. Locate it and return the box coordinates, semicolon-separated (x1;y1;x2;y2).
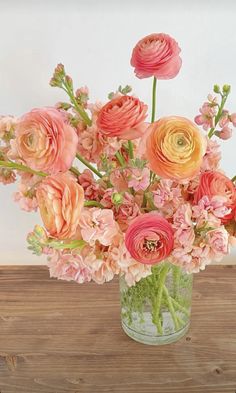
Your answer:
0;0;236;264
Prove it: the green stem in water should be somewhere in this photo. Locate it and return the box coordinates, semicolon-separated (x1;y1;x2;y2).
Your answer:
170;296;190;318
76;153;103;178
151;77;157;123
84;200;104;208
62;82;92;127
0;160;47;177
163;285;180;331
152;263;170;334
128;140;134;159
172;265;181;299
208;92;230;138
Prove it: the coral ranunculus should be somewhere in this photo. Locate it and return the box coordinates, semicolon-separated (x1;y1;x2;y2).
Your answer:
36;173;84;240
194;171;236;221
15;107;78;174
145;116;206;181
97;95;148;140
125;212;174;265
131;33;182;79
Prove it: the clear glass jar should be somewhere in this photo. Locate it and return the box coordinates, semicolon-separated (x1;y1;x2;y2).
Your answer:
120;262;193;345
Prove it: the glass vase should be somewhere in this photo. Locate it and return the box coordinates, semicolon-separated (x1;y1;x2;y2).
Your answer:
120;262;193;345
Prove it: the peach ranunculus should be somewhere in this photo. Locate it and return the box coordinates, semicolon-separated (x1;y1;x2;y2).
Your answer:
145;116;206;181
97;95;148;140
131;33;182;79
125;212;174;265
15;107;78;174
36;173;84;240
194;171;236;221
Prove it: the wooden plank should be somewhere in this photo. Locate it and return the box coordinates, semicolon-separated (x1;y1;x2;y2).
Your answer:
0;266;235;393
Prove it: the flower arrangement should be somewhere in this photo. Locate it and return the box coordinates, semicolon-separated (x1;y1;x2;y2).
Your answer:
1;33;236;344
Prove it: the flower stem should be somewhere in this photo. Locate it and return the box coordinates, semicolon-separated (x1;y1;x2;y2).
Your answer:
151;77;157;123
163;285;180;331
115;151;126;166
232;175;236;183
152;263;169;334
84;200;104;208
208;91;230;138
76;153;103;178
172;265;181;299
0;160;47;177
62;83;92;126
70;166;81;177
128;140;134;159
170;296;190;318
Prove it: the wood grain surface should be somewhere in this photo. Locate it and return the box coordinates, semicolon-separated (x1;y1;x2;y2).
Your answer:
0;265;236;393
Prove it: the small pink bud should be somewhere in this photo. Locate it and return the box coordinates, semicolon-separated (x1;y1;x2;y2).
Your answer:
230;113;236;127
215;126;232;140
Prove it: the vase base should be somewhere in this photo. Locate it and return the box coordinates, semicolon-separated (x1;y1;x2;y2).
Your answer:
121;320;190;345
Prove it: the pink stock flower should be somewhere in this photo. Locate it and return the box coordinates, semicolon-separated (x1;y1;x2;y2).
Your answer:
97;95;148;140
195;96;218;131
110;168;131;192
194;171;236;222
114;192;140;231
201;138;221;171
125;212;174;265
36;173;84;240
215;126;232;140
230;113;236;126
219;110;230;128
128;167;150;192
77;123;103;163
118;242;152;287
173;203;193;229
15;108;78;174
47;250;92;284
131;33;182;79
78;170;104;201
153;179;182;217
79;208;119;246
0;168;16;185
207;227;229;260
13;172;40;212
0;115;17;138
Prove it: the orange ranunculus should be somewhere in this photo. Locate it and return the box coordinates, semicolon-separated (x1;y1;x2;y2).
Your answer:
145;116;206;181
36;173;84;240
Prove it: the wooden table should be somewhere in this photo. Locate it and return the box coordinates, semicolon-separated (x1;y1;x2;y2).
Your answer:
0;266;235;393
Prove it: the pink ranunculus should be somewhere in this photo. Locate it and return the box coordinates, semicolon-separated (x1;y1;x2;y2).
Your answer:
97;95;148;140
125;212;174;265
79;208;119;246
36;173;84;240
131;33;182;80
15;107;78;174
